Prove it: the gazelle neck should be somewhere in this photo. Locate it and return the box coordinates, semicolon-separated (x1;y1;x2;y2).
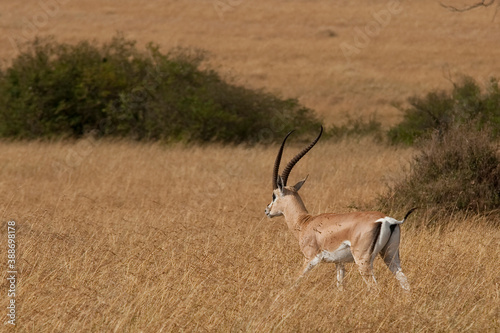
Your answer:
282;194;310;239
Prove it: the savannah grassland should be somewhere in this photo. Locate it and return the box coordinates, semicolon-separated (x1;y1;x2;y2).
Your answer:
1;140;499;332
0;0;500;332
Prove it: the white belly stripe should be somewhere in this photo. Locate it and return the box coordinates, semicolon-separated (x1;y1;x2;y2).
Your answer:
320;241;354;263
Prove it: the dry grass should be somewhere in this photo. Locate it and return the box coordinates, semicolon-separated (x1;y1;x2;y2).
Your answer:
0;140;498;331
1;0;500;126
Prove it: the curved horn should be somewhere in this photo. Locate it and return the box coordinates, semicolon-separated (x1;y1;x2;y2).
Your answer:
281;126;323;186
273;130;294;189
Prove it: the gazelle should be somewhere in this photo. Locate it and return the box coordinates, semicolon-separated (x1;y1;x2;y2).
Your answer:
265;127;415;291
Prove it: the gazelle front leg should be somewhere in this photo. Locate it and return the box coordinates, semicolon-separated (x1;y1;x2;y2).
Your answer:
297;255;321;281
296;247;323;283
336;263;345;290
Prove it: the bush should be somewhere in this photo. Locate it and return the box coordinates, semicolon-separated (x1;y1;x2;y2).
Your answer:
388;76;500;145
325;114;382;141
380;124;500;218
0;36;322;143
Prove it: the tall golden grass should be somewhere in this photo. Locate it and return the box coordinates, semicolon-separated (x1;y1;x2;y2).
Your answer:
1;140;498;331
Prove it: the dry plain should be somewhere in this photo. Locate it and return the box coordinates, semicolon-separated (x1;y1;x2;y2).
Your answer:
1;0;500;126
0;0;500;331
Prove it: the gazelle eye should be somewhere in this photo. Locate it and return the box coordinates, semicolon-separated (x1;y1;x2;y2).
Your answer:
272;193;276;201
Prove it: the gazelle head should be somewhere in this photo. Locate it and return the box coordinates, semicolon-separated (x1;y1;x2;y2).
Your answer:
265;127;323;218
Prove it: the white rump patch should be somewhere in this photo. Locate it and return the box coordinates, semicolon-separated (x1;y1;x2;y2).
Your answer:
375;216;401;224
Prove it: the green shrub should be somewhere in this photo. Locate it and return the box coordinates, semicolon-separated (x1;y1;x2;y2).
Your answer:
325;114;382;141
380;124;500;219
388;76;500;145
0;36;321;143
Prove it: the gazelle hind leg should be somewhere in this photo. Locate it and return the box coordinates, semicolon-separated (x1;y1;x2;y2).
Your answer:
382;249;410;291
353;254;378;290
379;226;410;291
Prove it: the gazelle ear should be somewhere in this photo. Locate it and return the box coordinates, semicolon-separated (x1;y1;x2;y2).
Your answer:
293;175;308;192
277;176;285;192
